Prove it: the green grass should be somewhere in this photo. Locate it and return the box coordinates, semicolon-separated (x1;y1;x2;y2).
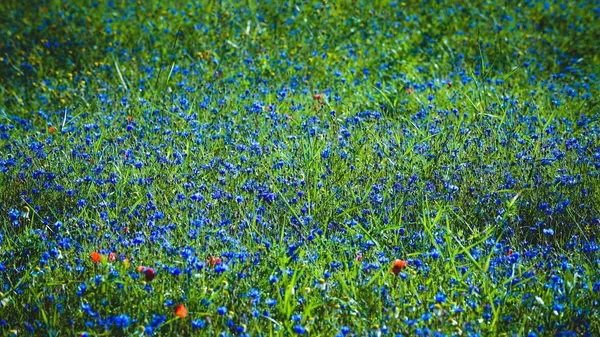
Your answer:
0;0;599;336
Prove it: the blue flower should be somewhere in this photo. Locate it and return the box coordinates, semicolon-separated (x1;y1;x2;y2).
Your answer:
293;324;307;334
191;319;206;329
435;292;446;303
113;314;133;329
217;306;227;315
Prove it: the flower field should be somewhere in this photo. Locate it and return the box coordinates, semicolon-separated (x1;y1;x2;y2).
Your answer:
0;0;599;336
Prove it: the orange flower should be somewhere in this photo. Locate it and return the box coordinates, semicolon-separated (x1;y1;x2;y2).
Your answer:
206;256;222;267
390;259;408;275
91;252;102;263
48;126;56;133
137;265;146;273
175;304;188;318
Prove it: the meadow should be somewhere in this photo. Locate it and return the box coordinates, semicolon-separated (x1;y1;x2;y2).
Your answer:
1;0;599;336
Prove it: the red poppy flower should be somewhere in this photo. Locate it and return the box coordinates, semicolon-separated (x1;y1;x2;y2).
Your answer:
48;126;56;133
390;259;408;275
175;304;188;318
313;93;323;100
91;252;102;263
144;268;156;282
206;256;222;267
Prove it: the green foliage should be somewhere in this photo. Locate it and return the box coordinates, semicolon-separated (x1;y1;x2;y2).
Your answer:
0;0;599;336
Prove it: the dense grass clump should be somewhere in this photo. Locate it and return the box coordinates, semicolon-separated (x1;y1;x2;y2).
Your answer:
1;0;599;336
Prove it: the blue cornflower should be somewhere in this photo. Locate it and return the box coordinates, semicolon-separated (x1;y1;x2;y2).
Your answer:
8;209;19;220
293;324;308;334
435;292;446;303
191;319;206;329
77;283;87;296
169;267;182;276
543;228;554;236
113;314;132;329
217;306;227;315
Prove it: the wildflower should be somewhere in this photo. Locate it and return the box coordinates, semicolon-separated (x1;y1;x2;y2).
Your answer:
123;259;131;267
21;206;30;219
108;252;116;262
435;292;446;303
356;252;363;262
144;268;156;282
206;256;222;267
313;93;323;100
91;252;102;263
113;314;132;329
137;266;146;273
48;126;56;133
293;324;308;334
191;319;206;329
175;304;188;318
390;259;408;275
